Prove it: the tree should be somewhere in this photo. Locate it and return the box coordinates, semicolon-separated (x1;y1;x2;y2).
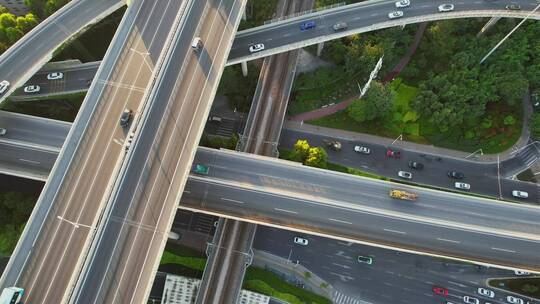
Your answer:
290;139;310;163
16;13;38;32
531;113;540;139
305;147;328;168
0;13;16;28
289;139;328;168
347;81;394;123
5;27;23;44
0;5;8;14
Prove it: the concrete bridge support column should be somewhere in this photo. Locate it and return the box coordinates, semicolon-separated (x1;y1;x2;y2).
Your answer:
241;61;248;77
477;17;501;37
317;42;324;57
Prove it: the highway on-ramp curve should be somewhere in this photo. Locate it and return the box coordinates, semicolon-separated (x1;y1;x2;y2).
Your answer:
0;0;124;104
181;148;540;272
71;0;248;303
228;0;540;64
0;0;188;302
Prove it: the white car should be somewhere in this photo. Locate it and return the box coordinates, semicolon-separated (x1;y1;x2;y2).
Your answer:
455;182;470;190
514;270;530;276
47;72;63;80
395;0;410;8
23;85;40;93
398;171;412;179
506;296;524;304
294;237;308;246
463;296;479;304
388;11;404;19
0;80;9;94
249;43;265;53
354;146;370;154
0;128;6;136
511;190;528;199
477;288;494;298
438;4;454;12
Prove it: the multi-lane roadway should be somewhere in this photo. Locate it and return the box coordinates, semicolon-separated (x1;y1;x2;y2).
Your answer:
0;0;189;301
72;0;249;302
181;147;540;271
0;0;124;103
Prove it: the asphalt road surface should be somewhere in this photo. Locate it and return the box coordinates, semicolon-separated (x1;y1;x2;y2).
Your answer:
11;62;100;100
0;0;124;104
254;226;539;304
181;148;540;271
228;0;540;64
72;0;248;302
0;0;187;302
280;128;540;204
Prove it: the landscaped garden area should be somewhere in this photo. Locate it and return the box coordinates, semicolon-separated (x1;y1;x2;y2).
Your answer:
159;246;332;304
290;18;540;153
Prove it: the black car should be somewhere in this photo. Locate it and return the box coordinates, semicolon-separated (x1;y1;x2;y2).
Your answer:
408;161;424;170
447;171;464;179
120;108;132;127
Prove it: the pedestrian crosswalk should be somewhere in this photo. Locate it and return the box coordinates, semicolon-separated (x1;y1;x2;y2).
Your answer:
332;290;371;304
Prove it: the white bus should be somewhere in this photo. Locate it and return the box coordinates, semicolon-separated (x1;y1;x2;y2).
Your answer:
0;287;24;304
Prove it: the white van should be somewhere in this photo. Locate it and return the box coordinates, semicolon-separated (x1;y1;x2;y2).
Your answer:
191;37;203;52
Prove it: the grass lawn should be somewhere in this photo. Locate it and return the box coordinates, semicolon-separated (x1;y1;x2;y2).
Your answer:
159;250;332;304
489;277;540;298
244;267;332;304
308;79;522;154
0;93;85;122
288;67;358;116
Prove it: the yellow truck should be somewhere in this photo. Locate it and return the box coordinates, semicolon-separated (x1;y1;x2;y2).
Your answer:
389;189;418;201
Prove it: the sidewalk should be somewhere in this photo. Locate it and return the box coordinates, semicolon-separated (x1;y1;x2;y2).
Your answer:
289;23;428;122
252;249;334;299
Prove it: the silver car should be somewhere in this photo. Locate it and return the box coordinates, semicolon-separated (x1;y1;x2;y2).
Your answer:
47;72;63;80
438;3;454;12
506;296;524;304
248;43;265;53
477;287;494;298
388;11;404;19
511;190;528;199
395;0;410;8
354;146;370;154
454;182;470;190
23;85;40;93
398;171;412;179
0;80;9;94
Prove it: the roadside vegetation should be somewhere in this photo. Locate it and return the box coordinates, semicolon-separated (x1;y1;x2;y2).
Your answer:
0;192;36;256
1;92;85;122
292;19;540;153
0;0;73;55
0;5;38;54
489;277;540;298
159;247;332;304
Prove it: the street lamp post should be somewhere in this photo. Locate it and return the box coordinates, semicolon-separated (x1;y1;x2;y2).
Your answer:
480;2;540;64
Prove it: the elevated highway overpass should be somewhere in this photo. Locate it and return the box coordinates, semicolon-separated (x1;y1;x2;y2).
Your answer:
0;0;125;104
3;0;540;104
0;0;192;302
1;109;539;272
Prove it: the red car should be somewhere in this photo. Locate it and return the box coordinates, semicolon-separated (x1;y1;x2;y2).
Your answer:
386;148;401;158
432;286;448;296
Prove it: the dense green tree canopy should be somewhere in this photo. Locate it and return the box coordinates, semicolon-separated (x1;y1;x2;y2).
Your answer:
347;81;395;123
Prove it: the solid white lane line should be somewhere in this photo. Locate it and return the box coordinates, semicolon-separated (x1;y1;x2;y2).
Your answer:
437;238;461;244
27;0;154;299
274;208;298;214
123;0;243;302
329;218;352;224
19;158;40;164
491;247;516;253
383;228;406;234
221;197;245;204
